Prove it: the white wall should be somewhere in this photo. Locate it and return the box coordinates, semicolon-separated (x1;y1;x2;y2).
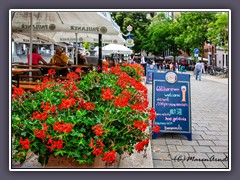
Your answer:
216;48;228;68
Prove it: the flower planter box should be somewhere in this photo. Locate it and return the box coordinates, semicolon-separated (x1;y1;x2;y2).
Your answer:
45;154;121;168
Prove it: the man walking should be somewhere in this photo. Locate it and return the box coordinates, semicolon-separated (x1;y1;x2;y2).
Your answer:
195;60;202;81
140;54;147;76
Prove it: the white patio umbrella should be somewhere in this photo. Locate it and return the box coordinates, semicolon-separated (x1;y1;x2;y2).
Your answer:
11;10;121;66
102;44;133;54
29;32;125;45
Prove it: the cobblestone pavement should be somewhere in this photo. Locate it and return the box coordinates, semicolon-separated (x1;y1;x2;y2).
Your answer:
148;72;229;169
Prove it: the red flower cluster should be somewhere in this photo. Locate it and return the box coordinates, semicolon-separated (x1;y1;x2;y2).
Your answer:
65;90;75;98
116;72;132;89
75;67;82;73
131;103;147;112
53;121;73;133
91;124;104;136
58;98;76;110
114;89;131;108
110;65;121;75
34;129;46;139
67;72;79;80
149;108;156;121
34;78;55;92
133;120;148;132
40;102;56;113
90;138;105;156
19;137;30;149
114;96;129;108
12;87;25;97
135;138;149;152
46;138;63;152
101;87;115;101
32;111;48;121
152;125;160;133
83;102;95;111
48;69;56;76
102;150;116;163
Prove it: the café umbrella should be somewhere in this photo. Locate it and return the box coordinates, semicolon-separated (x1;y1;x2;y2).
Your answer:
11;10;121;66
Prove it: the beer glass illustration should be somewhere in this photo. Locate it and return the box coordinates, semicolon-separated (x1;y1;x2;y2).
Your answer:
181;86;187;102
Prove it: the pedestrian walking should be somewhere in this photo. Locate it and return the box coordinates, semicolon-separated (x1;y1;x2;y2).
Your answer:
140;54;147;76
195;60;202;81
201;61;205;74
128;54;135;64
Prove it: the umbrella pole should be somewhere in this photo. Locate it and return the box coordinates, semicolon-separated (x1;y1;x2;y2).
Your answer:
75;33;78;65
29;12;33;80
98;34;102;72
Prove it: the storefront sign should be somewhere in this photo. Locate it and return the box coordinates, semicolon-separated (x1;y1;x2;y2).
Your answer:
13;23;107;34
152;71;192;140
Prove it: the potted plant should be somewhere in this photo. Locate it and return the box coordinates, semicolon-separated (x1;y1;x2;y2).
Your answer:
11;63;160;168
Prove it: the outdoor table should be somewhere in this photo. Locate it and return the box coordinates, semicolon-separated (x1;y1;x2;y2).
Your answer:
12;68;41;88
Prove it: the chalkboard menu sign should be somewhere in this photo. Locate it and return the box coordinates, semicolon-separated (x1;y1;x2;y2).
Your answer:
146;64;158;84
152;71;192;140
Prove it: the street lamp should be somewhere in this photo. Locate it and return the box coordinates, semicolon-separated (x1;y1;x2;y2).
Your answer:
122;25;134;48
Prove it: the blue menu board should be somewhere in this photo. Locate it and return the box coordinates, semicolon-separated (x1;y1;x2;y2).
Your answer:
146;64;158;84
152;71;192;140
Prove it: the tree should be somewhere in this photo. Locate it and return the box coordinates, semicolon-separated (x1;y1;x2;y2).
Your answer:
111;12;151;53
207;12;229;52
174;12;217;60
83;42;90;50
142;13;181;62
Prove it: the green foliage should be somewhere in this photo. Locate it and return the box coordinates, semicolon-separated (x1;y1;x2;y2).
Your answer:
174;12;217;58
83;42;90;50
207;12;229;52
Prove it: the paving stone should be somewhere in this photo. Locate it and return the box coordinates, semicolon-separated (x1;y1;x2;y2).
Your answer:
176;145;195;152
166;139;183;145
152;152;172;161
152;145;169;153
181;140;199;146
192;130;206;135
206;127;221;131
172;161;185;168
201;134;218;140
204;131;220;136
213;140;228;146
167;145;177;152
183;161;206;168
192;134;203;140
194;126;208;131
216;135;228;141
218;131;228;136
197;140;215;146
210;146;228;153
193;146;213;153
151;139;166;146
197;123;209;127
153;160;173;168
203;161;226;168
